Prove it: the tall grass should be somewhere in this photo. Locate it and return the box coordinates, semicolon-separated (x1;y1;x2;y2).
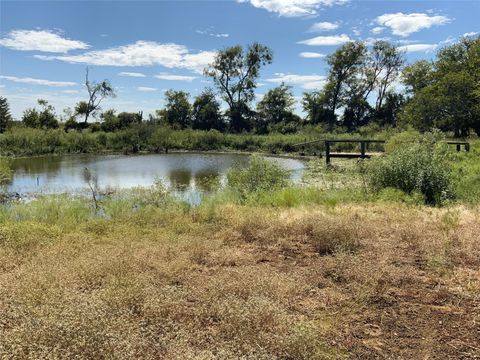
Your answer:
0;157;13;185
0;125;394;157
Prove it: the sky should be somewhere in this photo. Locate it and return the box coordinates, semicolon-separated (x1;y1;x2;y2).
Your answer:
0;0;479;119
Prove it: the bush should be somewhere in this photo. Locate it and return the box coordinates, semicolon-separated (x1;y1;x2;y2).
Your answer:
227;155;290;200
368;135;452;205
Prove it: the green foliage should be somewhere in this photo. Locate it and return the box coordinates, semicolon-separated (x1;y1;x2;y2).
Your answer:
401;36;480;137
191;89;225;131
0;97;12;133
164;90;192;129
369;133;453;205
227;155;290;200
22;99;59;129
257;83;296;125
448;140;480;203
205;42;273;132
0;157;13;185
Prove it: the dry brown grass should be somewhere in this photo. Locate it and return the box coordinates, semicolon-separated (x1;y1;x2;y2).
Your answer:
1;202;479;359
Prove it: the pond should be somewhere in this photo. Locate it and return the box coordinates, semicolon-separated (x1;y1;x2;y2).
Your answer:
6;153;305;203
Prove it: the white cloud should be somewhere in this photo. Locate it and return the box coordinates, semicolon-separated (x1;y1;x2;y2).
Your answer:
308;22;339;32
371;27;385;34
34;41;216;73
154;73;197;81
463;31;479;37
137;87;158;92
376;13;450;37
0;75;76;87
118;72;146;77
398;44;438;53
238;0;348;17
352;28;361;36
0;29;89;53
196;28;229;38
266;73;326;89
299;52;326;58
298;34;351;46
61;90;80;94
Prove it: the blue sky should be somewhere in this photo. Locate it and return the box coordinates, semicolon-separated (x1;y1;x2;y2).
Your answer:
0;0;478;119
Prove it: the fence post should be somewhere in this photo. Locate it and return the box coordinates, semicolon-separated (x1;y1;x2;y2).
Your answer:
325;141;331;165
360;141;366;159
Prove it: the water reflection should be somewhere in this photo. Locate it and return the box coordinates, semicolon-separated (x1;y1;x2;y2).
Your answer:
8;153;305;199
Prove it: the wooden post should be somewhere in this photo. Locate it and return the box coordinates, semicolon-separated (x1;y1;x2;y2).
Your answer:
360;141;366;159
325;141;331;165
466;143;470;152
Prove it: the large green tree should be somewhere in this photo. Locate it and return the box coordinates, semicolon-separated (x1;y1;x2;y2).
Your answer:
257;83;296;125
192;89;225;131
401;36;480;137
204;42;273;132
324;41;367;124
0;97;12;133
164;90;192;129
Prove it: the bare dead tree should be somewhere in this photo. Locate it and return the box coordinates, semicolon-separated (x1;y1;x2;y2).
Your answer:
76;67;116;123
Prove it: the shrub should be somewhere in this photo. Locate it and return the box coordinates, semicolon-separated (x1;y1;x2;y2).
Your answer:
368;135;452;205
227;155;290;200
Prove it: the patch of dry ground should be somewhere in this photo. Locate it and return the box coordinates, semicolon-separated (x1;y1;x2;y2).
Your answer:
0;203;479;359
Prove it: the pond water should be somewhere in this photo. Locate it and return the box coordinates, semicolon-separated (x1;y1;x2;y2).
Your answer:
6;153;305;202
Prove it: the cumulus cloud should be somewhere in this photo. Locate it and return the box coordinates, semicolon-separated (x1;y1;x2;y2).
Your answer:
299;52;326;58
118;72;146;77
308;21;339;32
376;13;450;37
137;87;158;92
154;73;197;81
298;34;351;46
463;31;479;37
0;75;76;87
266;73;326;89
0;29;89;53
34;41;216;73
237;0;348;17
398;44;438;53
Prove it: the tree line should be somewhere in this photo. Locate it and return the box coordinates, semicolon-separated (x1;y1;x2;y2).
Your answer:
0;36;478;137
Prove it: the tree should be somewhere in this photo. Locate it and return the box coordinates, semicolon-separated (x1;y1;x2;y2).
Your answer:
164;90;192;129
22;108;40;128
402;60;434;95
192;89;225;131
0;97;12;133
76;67;115;123
324;41;367;125
22;99;58;129
369;41;405;111
118;111;143;128
204;42;273;132
401;36;480;137
302;90;335;125
374;92;405;127
257;83;295;125
37;99;59;129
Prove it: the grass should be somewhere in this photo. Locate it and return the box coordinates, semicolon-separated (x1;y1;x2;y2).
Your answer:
1;134;479;358
1;191;479;358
